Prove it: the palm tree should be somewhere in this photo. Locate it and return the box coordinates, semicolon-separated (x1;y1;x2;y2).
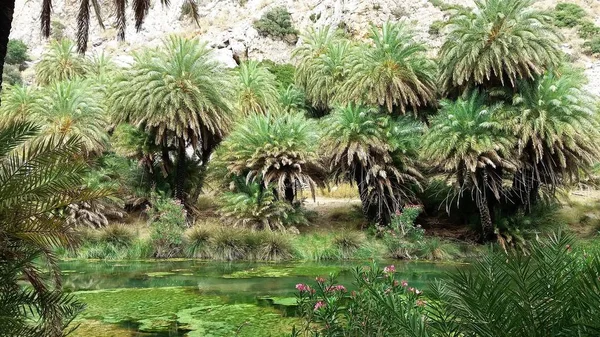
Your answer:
422;91;515;240
0;121;104;336
109;36;233;202
439;0;562;94
35;39;87;86
234;61;279;115
304;40;352;111
33;79;109;156
278;85;306;113
339;22;437;115
321;103;423;224
0;84;38;123
212;112;321;204
506;67;600;208
292;26;341;113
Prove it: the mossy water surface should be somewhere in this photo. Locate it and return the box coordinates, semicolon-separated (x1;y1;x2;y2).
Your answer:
62;259;460;336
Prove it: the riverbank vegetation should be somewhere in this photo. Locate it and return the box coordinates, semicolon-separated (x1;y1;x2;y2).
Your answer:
2;0;600;335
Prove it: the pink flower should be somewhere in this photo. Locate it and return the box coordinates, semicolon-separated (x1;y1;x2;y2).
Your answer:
401;280;408;287
415;289;422;295
409;287;415;293
416;299;426;307
314;301;325;311
316;277;325;283
383;265;396;274
395;210;401;215
335;285;347;292
296;283;308;292
393;280;399;287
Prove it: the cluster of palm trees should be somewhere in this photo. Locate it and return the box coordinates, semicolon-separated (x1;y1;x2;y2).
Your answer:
1;0;599;240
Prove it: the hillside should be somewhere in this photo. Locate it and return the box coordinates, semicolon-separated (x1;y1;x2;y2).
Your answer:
8;0;600;93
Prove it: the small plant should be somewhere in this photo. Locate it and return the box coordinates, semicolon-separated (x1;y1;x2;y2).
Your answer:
583;36;600;55
390;205;424;241
51;20;66;40
253;7;298;43
292;264;427;336
210;229;248;260
428;20;445;36
553;3;586;28
97;224;134;247
578;20;600;39
146;193;187;258
333;231;363;259
5;39;29;66
185;226;213;258
257;232;294;261
260;60;295;88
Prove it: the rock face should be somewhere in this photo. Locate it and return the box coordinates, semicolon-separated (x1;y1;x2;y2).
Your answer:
7;0;600;91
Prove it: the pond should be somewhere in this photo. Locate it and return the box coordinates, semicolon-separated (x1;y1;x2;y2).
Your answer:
60;259;461;337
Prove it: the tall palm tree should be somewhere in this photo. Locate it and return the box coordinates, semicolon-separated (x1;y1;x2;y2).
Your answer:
212;112;321;203
35;39;87;86
340;22;437;115
422;91;515;240
34;79;109;156
321;103;423;224
439;0;562;94
234;61;279;115
506;67;600;208
109;36;233;202
0;121;104;336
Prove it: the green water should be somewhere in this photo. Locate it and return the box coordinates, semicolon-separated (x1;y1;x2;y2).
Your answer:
60;260;460;336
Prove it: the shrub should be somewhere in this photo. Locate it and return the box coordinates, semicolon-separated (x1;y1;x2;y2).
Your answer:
253;7;298;42
583;36;600;55
1;64;22;85
210;229;248;260
97;224;134;247
578;20;600;39
257;232;294;261
5;39;29;65
428;20;445;36
293;234;600;337
260;60;295;88
185;226;213;258
553;3;586;28
333;231;363;259
51;20;66;40
146;193;187;258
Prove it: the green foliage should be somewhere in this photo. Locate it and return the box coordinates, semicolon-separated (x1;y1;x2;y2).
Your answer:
278;85;306;113
1;64;22;86
36;39;87;85
146;193;187;258
234;61;279;115
256;231;294;261
51;20;66;40
5;39;29;65
439;0;561;92
185;226;212;258
260;60;296;88
253;7;298;42
553;2;586;27
0;84;38;123
0;122;104;336
583;36;600;54
578;20;600;39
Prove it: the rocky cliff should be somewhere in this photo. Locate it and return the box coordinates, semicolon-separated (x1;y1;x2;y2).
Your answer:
8;0;600;94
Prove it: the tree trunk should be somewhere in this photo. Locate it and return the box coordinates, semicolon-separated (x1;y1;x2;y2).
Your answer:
477;169;494;242
0;0;16;102
174;138;186;202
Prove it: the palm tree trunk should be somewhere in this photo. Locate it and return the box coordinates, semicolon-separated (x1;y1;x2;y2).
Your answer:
174;138;186;202
0;0;16;101
477;169;494;242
